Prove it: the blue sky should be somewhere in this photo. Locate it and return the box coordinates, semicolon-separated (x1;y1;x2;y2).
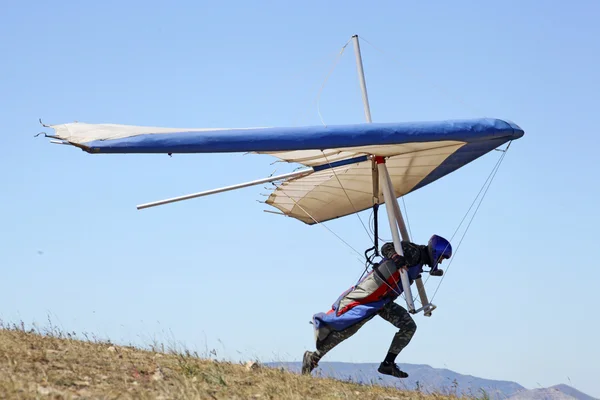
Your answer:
1;0;599;396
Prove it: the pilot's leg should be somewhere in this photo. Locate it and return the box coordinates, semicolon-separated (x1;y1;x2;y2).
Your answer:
376;301;417;378
302;317;371;375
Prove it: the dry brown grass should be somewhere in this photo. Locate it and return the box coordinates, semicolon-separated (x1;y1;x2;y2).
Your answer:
0;321;461;399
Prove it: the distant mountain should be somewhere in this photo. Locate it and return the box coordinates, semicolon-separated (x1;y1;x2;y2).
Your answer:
507;385;599;400
507;388;577;399
267;362;597;400
550;384;600;400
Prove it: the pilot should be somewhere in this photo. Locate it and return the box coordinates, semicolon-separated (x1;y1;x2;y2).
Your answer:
302;235;452;378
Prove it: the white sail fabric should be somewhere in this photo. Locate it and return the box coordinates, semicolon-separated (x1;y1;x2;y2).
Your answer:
49;122;235;144
265;141;465;224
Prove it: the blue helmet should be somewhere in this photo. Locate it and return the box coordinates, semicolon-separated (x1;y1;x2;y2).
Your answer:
427;234;452;271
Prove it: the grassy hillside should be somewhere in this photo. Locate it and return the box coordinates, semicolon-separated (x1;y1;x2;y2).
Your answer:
0;321;466;399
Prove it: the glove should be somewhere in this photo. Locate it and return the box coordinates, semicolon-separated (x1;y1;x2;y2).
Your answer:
381;243;408;268
381;242;396;259
382;241;423;268
390;253;407;269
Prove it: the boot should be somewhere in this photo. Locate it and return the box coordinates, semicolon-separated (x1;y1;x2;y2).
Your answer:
301;351;319;375
378;361;409;378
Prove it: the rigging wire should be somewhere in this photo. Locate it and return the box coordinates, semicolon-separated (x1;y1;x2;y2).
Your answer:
272;179;407;301
260;43;355;128
410;142;511;302
402;197;413;239
416;142;512;304
269;181;365;261
315;39;352;126
320;151;373;242
270;174;407;300
429;142;511;302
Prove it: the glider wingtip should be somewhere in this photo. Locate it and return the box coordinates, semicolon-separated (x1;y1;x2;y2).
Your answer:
490;118;525;140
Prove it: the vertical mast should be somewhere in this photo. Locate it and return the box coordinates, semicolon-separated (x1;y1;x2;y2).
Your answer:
351;34;416;313
352;35;381;231
352;35;373;123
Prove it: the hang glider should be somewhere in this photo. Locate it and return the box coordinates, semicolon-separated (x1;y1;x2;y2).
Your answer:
39;35;525;317
44;118;523;225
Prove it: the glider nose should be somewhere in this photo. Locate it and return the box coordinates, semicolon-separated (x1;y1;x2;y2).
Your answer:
504;120;525;139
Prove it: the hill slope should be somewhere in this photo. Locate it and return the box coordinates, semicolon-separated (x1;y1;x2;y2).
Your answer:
0;326;459;399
